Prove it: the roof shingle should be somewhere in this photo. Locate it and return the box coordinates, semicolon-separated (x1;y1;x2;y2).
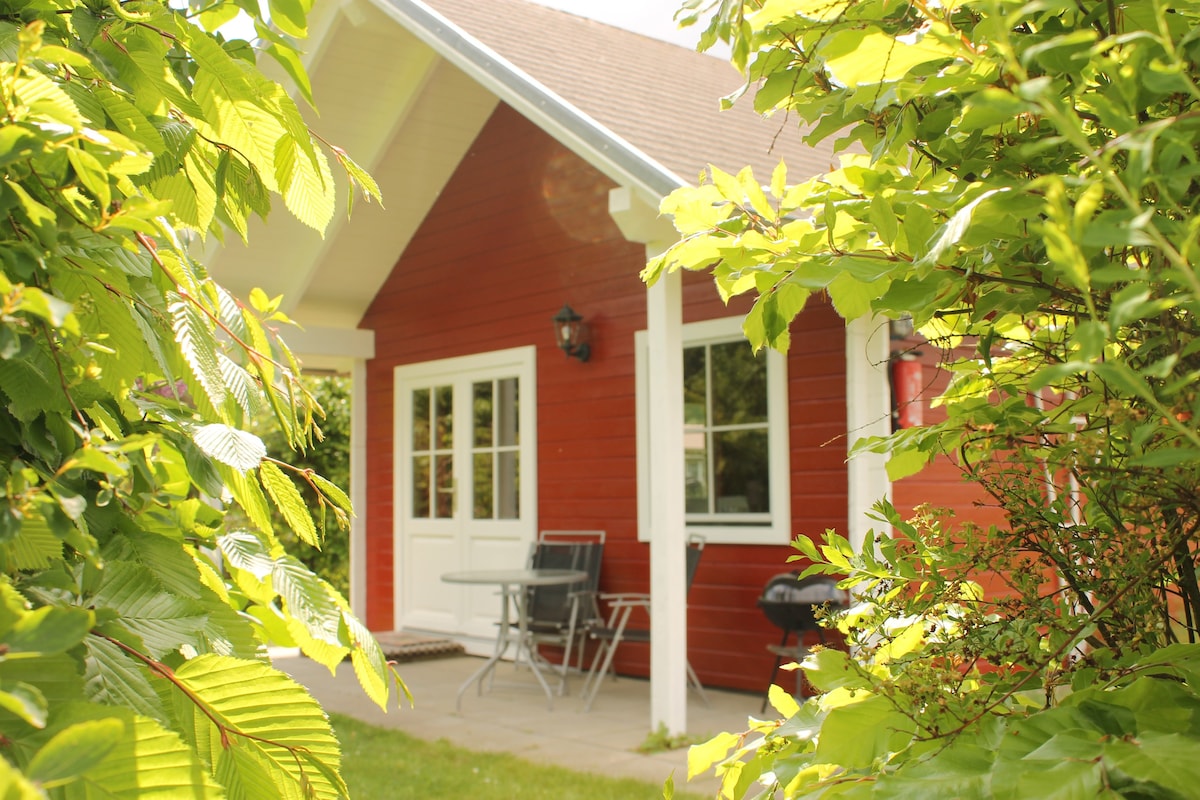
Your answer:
423;0;835;185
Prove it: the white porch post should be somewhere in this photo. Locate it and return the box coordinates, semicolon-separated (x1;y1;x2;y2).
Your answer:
646;270;687;734
283;324;376;618
609;185;689;734
349;357;369;617
845;316;892;553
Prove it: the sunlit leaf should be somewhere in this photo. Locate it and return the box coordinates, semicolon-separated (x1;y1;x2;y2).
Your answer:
259;462;318;546
193;423;266;472
170;655;345;799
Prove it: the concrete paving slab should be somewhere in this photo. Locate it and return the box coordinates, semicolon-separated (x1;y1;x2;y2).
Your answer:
277;651;766;798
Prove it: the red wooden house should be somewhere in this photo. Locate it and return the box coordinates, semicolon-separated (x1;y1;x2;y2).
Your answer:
208;0;975;730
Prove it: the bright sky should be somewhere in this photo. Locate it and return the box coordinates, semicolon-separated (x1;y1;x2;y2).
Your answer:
525;0;709;50
220;1;718;55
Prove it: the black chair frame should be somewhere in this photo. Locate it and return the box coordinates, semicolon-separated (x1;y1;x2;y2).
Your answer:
520;530;605;691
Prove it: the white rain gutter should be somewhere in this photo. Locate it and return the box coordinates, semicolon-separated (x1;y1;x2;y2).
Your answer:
368;0;687;205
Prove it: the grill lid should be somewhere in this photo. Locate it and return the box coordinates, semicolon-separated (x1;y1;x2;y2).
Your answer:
757;573;846;632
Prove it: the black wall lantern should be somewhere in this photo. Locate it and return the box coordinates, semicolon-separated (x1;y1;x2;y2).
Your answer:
552;304;590;362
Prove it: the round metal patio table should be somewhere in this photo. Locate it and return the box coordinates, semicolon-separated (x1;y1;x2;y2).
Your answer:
441;568;588;711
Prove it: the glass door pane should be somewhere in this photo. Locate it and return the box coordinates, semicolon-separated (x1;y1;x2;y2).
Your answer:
472;377;520;520
412;385;455;519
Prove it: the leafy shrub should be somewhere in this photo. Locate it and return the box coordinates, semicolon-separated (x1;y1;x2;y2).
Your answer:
658;0;1200;796
0;2;392;795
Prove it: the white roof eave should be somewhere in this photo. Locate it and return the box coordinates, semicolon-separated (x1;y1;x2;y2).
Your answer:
368;0;687;205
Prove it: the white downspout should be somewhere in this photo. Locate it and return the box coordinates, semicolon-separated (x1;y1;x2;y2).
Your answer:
845;316;892;554
349;357;370;617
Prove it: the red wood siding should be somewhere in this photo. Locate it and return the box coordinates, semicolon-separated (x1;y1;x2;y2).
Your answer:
891;341;1006;531
890;340;1031;600
359;103;850;693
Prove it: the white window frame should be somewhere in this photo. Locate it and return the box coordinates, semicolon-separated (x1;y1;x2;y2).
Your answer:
635;316;791;545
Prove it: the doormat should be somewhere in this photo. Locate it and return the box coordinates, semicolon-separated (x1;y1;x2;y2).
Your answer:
374;631;465;663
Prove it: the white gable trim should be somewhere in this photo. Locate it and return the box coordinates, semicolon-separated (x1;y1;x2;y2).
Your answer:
370;0;685;205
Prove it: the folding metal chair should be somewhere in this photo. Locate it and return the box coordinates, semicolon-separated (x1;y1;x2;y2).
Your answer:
580;534;708;711
520;530;605;690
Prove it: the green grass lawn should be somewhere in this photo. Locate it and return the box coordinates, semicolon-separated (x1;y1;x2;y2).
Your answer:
331;713;709;800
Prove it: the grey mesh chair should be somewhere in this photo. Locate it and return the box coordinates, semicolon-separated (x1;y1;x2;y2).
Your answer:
580;534;708;711
520;530;605;689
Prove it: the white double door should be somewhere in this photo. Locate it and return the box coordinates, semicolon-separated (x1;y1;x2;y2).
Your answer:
393;347;537;645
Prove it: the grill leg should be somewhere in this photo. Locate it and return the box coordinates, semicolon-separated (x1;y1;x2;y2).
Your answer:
761;629;792;714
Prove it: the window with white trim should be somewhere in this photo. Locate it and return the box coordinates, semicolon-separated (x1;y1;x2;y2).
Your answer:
636;316;791;545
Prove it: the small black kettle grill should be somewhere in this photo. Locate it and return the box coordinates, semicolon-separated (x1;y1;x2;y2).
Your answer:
757;572;847;711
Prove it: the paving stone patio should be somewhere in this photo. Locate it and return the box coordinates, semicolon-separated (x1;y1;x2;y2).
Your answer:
276;648;767;797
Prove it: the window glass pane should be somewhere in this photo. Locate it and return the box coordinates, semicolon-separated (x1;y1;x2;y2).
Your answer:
713;430;770;513
497;378;519;447
473;453;493;519
435;385;453;449
412;455;430;518
711;342;767;425
412;389;430;451
685;434;709;514
473;382;493;448
497;451;519;519
683;346;707;425
435;455;453;518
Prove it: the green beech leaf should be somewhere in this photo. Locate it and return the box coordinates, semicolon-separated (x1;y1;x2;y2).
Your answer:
91;562;207;659
218;529;275;580
219;464;276;534
1105;732;1200;796
83;636;169;727
959;88;1031;132
331;145;383;210
803;648;872;693
311;473;353;517
0;749;43;798
0;653;85;719
885;448;930;481
5;180;56;241
193;423;266;472
95;86;165;154
27;718;124;786
268;0;310;38
4;606;92;655
272;555;343;650
170;297;227;412
828;271;889;321
0;682;47;728
3;513;62;571
51;704;223;798
259;462;318;546
343;611;389;710
170;655;345;799
275;132;335;233
266;43;316;109
13;71;83;127
918;188;1009;268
